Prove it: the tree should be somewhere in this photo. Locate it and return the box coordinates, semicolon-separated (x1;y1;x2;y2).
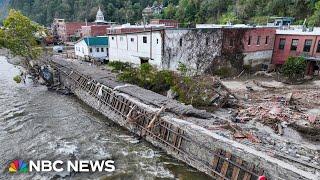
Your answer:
308;1;320;26
282;56;306;82
0;9;44;61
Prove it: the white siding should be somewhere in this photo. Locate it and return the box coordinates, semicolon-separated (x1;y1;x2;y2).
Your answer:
74;39;108;60
108;31;163;68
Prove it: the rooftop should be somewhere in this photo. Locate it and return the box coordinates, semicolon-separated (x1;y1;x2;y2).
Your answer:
276;26;320;35
82;36;108;46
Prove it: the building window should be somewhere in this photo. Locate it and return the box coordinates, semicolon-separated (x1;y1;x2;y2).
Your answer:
257;36;261;45
265;36;269;45
317;41;320;53
229;38;234;47
89;48;92;53
101;47;104;52
179;38;183;47
131;38;134;42
111;37;114;40
248;36;251;45
303;39;312;52
96;48;99;52
156;39;159;44
143;36;147;43
279;38;286;50
82;47;84;53
290;39;298;51
120;37;123;41
206;37;210;46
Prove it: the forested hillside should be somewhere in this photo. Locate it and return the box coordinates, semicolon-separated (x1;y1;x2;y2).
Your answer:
7;0;320;27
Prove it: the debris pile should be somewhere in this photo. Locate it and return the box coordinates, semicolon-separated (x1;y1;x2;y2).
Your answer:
223;78;320;141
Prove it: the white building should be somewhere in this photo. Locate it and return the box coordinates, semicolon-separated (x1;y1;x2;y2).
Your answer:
108;28;222;73
74;36;109;60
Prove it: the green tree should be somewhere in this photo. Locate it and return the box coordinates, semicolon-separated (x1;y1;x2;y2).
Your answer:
282;56;306;82
308;1;320;26
0;9;44;61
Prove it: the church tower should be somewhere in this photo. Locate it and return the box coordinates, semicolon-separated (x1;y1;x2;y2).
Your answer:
95;6;105;24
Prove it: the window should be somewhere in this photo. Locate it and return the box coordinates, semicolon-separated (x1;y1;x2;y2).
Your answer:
303;39;312;52
279;38;286;50
96;48;99;52
156;39;159;44
206;37;210;46
265;36;269;45
89;48;92;53
82;47;84;53
130;38;134;42
111;37;114;40
229;38;234;47
101;47;104;52
143;36;147;43
317;41;320;53
248;36;251;45
120;37;123;41
257;36;261;45
179;38;183;47
290;39;298;51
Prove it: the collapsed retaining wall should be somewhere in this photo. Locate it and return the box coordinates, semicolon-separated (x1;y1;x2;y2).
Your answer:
48;58;319;180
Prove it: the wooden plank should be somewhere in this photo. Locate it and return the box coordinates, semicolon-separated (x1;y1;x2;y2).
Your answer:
231;158;243;180
219;152;232;180
243;164;254;180
212;149;222;171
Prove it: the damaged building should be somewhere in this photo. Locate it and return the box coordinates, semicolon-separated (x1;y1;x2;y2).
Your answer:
108;25;276;74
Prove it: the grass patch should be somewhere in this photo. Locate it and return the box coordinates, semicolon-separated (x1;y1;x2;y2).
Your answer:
13;75;22;83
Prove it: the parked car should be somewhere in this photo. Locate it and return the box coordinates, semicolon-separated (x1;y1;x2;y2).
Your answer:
53;45;64;53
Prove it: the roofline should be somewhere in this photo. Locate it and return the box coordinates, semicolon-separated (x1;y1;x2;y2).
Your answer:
107;27;276;35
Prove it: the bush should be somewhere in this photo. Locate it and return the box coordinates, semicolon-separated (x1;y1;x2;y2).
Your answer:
118;63;175;93
282;56;306;82
214;67;232;77
108;61;131;71
13;75;22;83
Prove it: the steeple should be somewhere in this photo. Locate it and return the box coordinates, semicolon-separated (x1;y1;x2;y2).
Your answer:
95;6;105;23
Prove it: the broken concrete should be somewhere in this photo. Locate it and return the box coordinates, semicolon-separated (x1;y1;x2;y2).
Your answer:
47;55;320;179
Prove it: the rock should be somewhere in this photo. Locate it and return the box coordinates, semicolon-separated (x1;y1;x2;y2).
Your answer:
166;89;178;99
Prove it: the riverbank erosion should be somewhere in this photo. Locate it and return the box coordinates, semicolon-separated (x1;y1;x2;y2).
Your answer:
45;56;319;180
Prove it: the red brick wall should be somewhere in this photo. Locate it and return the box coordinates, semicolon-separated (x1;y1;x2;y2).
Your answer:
272;34;320;64
242;28;276;53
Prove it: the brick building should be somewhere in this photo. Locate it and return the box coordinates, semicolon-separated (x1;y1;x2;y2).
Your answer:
272;27;320;64
81;25;110;37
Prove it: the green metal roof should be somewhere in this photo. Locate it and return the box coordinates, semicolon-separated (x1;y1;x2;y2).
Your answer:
83;37;108;46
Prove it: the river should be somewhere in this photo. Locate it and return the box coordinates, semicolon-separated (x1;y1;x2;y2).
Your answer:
0;56;211;180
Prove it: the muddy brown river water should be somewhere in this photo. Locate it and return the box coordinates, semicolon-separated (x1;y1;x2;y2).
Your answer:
0;57;211;180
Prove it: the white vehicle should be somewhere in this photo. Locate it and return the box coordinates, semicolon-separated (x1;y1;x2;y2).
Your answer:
53;45;64;53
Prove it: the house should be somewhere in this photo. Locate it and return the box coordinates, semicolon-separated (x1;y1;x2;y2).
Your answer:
108;25;276;74
272;26;320;74
74;36;109;61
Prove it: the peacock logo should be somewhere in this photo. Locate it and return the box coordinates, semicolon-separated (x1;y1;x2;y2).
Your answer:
8;160;28;173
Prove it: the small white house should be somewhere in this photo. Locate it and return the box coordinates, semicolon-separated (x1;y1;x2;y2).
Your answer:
74;36;109;60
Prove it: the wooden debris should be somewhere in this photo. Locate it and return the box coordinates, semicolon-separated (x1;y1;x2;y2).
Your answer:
147;106;166;129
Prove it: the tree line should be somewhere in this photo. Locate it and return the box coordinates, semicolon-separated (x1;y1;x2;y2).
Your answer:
7;0;320;27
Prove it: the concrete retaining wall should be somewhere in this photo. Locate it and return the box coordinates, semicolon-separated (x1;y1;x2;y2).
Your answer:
54;60;319;180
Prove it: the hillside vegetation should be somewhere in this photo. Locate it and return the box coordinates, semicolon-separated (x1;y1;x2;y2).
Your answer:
6;0;320;27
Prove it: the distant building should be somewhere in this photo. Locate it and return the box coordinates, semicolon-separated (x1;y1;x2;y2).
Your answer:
150;19;178;28
272;27;320;74
52;7;113;42
108;25;276;73
267;17;294;27
74;36;109;61
81;24;110;37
